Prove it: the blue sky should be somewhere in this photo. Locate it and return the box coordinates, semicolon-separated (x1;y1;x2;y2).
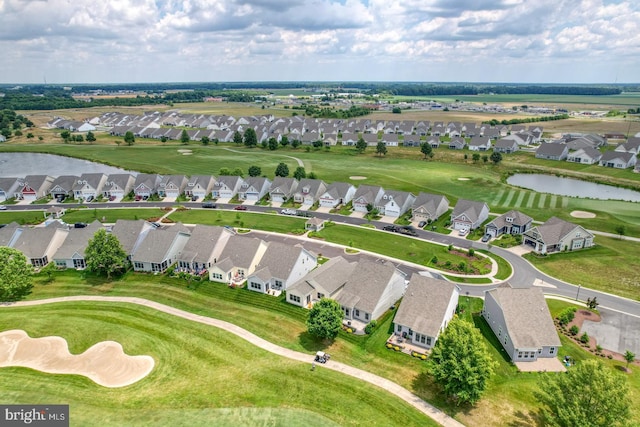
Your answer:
0;0;638;84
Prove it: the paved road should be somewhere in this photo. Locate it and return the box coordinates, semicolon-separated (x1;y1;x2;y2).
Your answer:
4;201;640;318
0;296;464;427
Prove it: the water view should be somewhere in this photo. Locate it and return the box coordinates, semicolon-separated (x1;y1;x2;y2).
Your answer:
507;173;640;202
0;153;137;178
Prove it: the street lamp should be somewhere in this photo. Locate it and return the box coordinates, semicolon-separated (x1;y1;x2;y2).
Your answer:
576;284;581;301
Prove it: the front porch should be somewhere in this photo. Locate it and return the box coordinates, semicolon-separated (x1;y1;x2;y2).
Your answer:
386;334;430;357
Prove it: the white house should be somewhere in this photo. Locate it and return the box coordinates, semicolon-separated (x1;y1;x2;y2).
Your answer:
131;223;191;273
209;236;268;285
319;182;356;208
450;199;490;231
246;242;317;295
376;190;416;218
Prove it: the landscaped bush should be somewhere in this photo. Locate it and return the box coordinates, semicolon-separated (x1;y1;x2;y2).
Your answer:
580;332;590;344
364;320;377;334
393;346;401;351
569;325;579;336
386;343;393;349
557;307;577;326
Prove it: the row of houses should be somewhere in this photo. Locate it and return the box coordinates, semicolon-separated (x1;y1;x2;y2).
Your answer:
535;136;640;170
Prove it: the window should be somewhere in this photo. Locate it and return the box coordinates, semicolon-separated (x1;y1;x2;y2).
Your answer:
420;335;426;344
250;282;262;290
408;329;413;336
317;293;324;299
212;273;223;280
504;336;508;345
426;337;432;346
550;347;555;354
134;262;145;270
289;294;301;303
397;324;402;332
365;313;369;321
274;280;283;289
355;309;360;317
73;259;86;269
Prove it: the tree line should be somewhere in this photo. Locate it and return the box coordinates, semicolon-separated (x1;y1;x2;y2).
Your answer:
482;114;569;126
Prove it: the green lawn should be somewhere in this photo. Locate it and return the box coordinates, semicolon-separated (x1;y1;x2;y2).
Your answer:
524;236;640;301
169;209;307;234
0;302;437;427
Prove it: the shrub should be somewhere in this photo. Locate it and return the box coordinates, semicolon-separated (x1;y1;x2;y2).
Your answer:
447;244;453;251
386;343;393;349
346;328;353;334
431;256;438;264
468;248;475;257
596;345;603;353
580;332;590;344
364;319;378;334
420;355;427;360
569;325;579;336
607;354;613;359
394;346;401;351
557;307;577;326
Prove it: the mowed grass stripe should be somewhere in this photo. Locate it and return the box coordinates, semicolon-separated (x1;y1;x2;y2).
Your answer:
562;197;569;208
492;189;505;205
549;195;558;208
538;194;547;208
502;189;516;207
525;192;536;209
513;191;526;208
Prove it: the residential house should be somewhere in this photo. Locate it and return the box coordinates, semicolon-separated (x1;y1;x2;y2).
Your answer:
49;175;80;199
393;274;459;350
11;222;68;268
247;242;317;295
427;136;441;149
305;217;326;232
485;210;533;238
269;177;298;203
566;147;602;165
209;235;268;285
131;223;191;273
615;137;640;155
467;136;492;151
184;175;215;199
319;182;356;208
599;151;637;169
341;132;358;146
502;133;533;146
0;177;20;202
352;185;385;213
482;127;501;140
72;173;107;201
212;175;244;199
535;143;569;161
448;137;466;150
102;174;135;200
376;190;416;218
493;138;519;154
483;285;561;363
412;193;449;223
175;224;234;273
450;199;490;231
286;256;357;308
239;177;271;201
522;216;594;254
110;219;156;260
363;133;378;147
0;222;21;248
133;174;162;198
53;220;103;269
158;175;188;198
336;259;406;326
402;134;421;147
293;178;327;206
381;133;399;147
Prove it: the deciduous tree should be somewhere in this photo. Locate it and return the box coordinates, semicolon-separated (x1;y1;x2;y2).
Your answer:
420;142;433;159
244;128;258;148
376;141;387;156
200;136;210;145
124;131;135;146
233;130;243;144
428;316;496;405
293;166;306;180
275;162;289;177
85;229;128;279
536;360;630;427
268;137;278;151
0;247;33;302
86;131;96;142
180;129;190;145
490;151;503;165
306;298;343;340
624;350;635;370
355;137;367;153
248;165;262;177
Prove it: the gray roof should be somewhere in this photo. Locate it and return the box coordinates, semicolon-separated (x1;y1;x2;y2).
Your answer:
288;256;356;295
270;177;298;196
526;216;591;246
536;143;567;157
0;177;20;193
110;219;153;255
104;174;134;191
54;220;103;259
134;174;161;191
0;222;21;247
487;286;560;349
242;176;270;192
214;175;243;190
296;178;327;199
50;175;80;192
12;223;66;258
413;192;449;216
468;136;490;147
216;235;264;270
379;190;414;208
394;274;458;337
336;259;402;313
253;241;310;281
451;199;488;222
323;182;354;200
72;173;106;192
160;175;188;191
179;224;228;264
494;138;519;149
353;185;384;205
132;226;190;263
486;210;532;230
187;175;215;188
600;151;635;163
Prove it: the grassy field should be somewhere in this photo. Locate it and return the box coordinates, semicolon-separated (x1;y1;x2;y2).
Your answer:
0;301;437;427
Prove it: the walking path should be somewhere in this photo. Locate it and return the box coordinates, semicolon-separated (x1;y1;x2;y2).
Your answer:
1;296;464;427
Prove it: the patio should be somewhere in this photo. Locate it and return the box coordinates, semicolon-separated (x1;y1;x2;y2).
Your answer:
386;334;430;357
514;357;566;372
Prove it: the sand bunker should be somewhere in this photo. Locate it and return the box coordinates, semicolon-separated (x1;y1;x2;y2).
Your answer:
570;210;596;219
457;177;471;181
349;176;367;180
0;330;154;388
177;149;192;154
182;152;193;155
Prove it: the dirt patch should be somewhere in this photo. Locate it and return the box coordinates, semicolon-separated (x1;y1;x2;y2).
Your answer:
0;329;154;388
570;210;596;219
349;176;367;180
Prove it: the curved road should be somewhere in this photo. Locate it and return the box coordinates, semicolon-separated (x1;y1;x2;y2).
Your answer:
0;296;464;427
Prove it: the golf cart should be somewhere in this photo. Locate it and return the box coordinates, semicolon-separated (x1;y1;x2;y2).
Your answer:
314;351;331;364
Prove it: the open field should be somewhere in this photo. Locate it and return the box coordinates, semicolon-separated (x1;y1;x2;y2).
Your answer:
0;301;437;427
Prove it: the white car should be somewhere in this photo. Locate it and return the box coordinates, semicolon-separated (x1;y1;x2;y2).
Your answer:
458;228;469;236
0;205;6;210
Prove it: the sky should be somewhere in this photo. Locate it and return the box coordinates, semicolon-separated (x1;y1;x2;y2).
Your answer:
0;0;638;84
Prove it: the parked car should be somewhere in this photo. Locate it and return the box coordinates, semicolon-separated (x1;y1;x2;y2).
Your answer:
418;221;427;228
109;195;116;201
202;202;217;209
398;227;418;237
458;228;469;236
0;205;6;210
86;195;94;202
150;222;161;228
234;205;247;210
382;225;399;232
74;222;87;228
191;195;198;201
281;208;297;215
56;195;66;203
135;195;142;201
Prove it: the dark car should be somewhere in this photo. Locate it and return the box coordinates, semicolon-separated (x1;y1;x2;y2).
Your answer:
234;205;247;210
382;225;399;232
481;233;492;242
74;222;87;228
191;195;199;201
418;221;427;228
202;202;217;209
109;195;116;201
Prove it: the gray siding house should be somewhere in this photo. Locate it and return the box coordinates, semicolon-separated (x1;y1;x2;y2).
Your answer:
412;193;449;223
286;256;356;308
450;199;489;231
522;217;594;254
485;210;533;238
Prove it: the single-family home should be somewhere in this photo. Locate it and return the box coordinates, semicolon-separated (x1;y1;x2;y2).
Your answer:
11;222;68;268
72;173;107;201
336;259;406;326
209;235;268;285
131;223;191;273
238;177;271;202
133;174;162;198
341;132;358;146
184;175;216;199
535;143;569;161
412;193;449;223
450;199;490;231
381;133;399;147
49;175;80;199
109;219;156;260
269;177;298;203
158;175;188;198
247;242;317;295
493;138;519;154
402;135;421;147
352;185;385;213
615;137;640;155
467;136;492;151
522;217;594;254
393;274;459;350
482;127;501;140
363;133;378;147
175;224;234;273
319;182;356;208
566;147;602;165
0;177;21;202
599;151;637;169
286;256;357;308
485;210;533;238
427;136;441;149
293;179;327;206
502;133;532;146
448;137;466;150
376;190;416;218
53;220;103;269
102;174;135;200
483;285;561;363
0;222;21;248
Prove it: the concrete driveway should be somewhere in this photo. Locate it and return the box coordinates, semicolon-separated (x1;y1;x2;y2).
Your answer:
581;308;640;355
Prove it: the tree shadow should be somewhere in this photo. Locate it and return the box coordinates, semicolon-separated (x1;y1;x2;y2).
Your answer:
507;410;544;427
410;371;474;419
297;331;332;352
472;314;512;364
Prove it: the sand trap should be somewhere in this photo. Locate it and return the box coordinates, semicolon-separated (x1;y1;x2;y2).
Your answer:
570;210;596;219
177;149;192;154
457;177;471;181
349;176;367;180
182;152;193;155
0;329;154;388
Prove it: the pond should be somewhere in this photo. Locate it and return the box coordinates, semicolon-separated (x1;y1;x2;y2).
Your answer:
507;173;640;202
0;153;137;178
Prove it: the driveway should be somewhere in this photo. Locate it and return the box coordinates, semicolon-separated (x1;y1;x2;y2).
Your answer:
581;307;640;355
